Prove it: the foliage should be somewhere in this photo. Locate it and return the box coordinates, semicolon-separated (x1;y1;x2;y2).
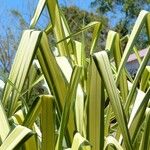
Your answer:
91;0;150;19
0;4;106;77
91;0;150;48
62;6;108;53
0;27;18;74
0;0;150;149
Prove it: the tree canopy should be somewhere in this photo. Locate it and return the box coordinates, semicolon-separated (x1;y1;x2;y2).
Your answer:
62;6;109;52
91;0;150;47
91;0;150;19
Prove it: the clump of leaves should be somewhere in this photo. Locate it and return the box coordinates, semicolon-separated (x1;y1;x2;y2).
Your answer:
0;0;149;150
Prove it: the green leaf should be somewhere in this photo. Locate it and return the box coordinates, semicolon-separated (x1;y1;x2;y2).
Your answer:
104;105;112;136
38;32;77;143
56;66;82;150
0;125;33;150
23;97;41;128
140;66;150;92
106;30;128;102
116;10;150;82
12;109;25;125
30;0;46;28
21;62;44;98
133;46;142;64
56;21;101;55
23;95;55;150
87;58;104;150
46;0;69;56
56;56;85;135
71;133;91;150
139;108;150;150
104;136;124;150
2;30;42;117
41;95;55;150
37;32;67;116
93;51;132;150
124;46;150;116
56;56;72;82
0;101;10;142
128;87;150;143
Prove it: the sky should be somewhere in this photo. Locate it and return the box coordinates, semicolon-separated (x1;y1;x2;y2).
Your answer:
59;0;93;11
0;0;93;30
0;0;94;76
1;0;150;30
0;0;92;14
0;0;123;30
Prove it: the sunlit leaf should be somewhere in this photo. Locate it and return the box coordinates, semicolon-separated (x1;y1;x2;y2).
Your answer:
0;125;33;150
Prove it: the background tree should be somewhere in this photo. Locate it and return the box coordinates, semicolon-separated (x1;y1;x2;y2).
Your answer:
0;0;39;78
91;0;150;22
91;0;150;48
0;10;28;81
62;6;109;54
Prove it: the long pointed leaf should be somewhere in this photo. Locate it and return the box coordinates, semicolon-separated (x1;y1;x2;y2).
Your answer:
0;125;33;150
116;10;150;82
87;58;104;150
93;51;132;150
0;101;10;142
56;66;82;150
41;95;55;150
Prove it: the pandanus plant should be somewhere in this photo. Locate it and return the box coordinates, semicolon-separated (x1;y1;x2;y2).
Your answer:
0;0;150;149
